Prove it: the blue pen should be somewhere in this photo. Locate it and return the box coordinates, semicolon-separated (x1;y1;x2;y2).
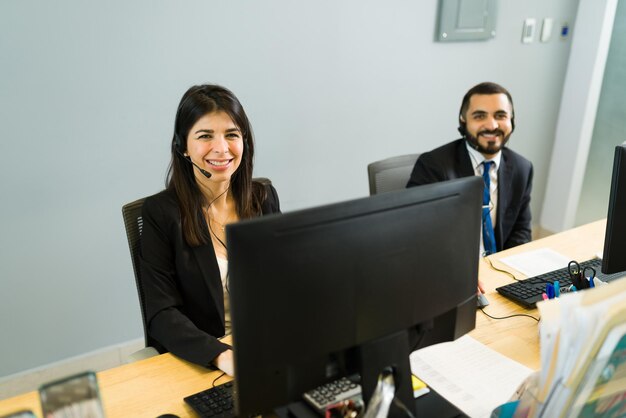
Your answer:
570;285;577;292
589;277;595;288
546;283;555;299
554;280;560;297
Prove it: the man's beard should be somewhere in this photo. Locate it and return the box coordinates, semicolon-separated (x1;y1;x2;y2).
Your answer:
465;129;511;155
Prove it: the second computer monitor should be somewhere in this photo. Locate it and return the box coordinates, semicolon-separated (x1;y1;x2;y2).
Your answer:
227;176;483;416
602;143;626;275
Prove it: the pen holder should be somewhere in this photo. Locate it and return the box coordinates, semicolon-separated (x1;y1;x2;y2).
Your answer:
39;371;106;418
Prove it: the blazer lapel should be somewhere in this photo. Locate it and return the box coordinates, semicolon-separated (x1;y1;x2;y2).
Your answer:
192;240;225;328
456;141;475;178
496;152;514;249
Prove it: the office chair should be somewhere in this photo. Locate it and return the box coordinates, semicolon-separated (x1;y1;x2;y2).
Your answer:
367;153;420;195
121;178;272;362
121;197;159;362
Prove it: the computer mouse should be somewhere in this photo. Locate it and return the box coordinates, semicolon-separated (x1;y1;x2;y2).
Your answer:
477;293;490;308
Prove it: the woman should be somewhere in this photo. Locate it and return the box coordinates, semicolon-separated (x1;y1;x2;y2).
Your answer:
140;84;280;375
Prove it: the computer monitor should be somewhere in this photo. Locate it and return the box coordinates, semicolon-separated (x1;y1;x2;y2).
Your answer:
602;143;626;274
227;176;483;417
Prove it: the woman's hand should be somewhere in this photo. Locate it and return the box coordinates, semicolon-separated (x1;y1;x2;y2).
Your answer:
215;349;235;376
477;278;485;294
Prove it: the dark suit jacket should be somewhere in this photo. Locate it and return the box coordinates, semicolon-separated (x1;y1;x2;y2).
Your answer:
139;183;281;367
407;138;533;251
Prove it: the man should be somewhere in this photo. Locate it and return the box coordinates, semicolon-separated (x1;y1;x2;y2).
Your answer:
407;82;533;257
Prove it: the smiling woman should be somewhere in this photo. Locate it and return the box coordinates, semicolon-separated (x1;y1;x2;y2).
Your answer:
185;111;244;183
139;85;281;376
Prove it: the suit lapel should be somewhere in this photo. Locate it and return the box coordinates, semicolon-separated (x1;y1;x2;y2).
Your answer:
191;238;225;328
456;140;475;178
496;151;514;249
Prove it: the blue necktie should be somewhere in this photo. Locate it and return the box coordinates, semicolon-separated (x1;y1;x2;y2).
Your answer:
482;161;497;255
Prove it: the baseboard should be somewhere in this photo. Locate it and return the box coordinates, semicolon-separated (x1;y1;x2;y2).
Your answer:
0;338;144;400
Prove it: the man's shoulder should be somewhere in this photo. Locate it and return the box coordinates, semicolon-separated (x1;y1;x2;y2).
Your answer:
502;147;533;171
420;138;465;161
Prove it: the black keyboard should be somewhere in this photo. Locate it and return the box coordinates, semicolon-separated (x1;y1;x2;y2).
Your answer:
184;381;235;418
496;258;626;308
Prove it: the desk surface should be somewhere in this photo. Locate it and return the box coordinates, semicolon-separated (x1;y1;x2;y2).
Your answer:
471;219;606;371
0;220;608;418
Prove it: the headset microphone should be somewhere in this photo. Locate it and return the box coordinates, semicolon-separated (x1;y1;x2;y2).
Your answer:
175;149;212;179
189;159;213;179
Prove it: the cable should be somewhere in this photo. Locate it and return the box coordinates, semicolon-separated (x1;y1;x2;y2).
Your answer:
211;371;227;388
410;325;429;352
479;308;539;322
483;255;520;281
392;397;416;418
205;186;231;252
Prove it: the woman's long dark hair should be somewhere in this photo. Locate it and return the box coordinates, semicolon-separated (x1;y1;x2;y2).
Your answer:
167;84;266;247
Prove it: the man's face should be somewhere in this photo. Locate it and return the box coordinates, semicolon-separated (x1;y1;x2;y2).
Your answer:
461;93;513;156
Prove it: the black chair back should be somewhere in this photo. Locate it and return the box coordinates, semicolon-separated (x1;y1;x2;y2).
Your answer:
121;197;154;349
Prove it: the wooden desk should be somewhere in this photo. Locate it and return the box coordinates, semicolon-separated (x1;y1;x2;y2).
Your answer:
0;220;607;418
470;219;606;370
0;354;232;418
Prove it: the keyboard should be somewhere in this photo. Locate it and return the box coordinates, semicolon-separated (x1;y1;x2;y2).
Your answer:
184;376;362;418
184;381;235;418
302;376;362;416
496;258;626;308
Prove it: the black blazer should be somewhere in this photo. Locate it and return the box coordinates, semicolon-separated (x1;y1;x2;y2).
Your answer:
139;183;281;367
407;138;533;251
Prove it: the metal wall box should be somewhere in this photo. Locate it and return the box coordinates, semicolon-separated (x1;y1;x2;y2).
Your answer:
437;0;498;42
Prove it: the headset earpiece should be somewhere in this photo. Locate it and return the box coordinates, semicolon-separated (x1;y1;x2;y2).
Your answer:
458;114;467;137
174;134;184;153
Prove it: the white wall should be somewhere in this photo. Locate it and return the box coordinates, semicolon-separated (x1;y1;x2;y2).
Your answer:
0;0;579;377
575;0;626;226
540;0;618;232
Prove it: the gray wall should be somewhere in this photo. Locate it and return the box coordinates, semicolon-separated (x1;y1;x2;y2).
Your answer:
576;0;626;226
0;0;578;377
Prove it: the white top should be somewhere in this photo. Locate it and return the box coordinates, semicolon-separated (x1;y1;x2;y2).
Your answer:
216;256;231;335
465;142;502;256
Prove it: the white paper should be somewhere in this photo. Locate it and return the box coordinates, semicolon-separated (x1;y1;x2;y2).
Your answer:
497;248;571;277
409;335;533;418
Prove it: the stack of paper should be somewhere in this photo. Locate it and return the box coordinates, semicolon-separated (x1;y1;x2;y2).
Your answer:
529;277;626;417
409;335;533;418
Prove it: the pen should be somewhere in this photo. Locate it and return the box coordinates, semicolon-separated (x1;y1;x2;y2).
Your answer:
588;277;595;288
554;280;560;297
542;293;548;300
546;283;555;299
569;285;577;292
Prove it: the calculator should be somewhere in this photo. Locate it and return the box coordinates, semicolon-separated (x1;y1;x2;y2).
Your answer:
302;376;363;415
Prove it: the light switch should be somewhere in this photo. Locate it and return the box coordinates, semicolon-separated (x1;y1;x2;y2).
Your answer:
541;18;554;42
522;18;536;44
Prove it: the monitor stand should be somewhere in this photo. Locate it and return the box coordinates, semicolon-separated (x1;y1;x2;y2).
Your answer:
275;330;468;418
357;331;414;418
274;388;466;418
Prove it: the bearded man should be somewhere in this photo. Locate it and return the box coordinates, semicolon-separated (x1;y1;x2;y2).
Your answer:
407;82;533;255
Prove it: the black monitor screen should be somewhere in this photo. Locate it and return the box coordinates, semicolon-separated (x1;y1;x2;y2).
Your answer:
602;144;626;274
227;176;482;416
